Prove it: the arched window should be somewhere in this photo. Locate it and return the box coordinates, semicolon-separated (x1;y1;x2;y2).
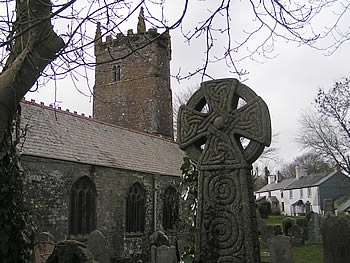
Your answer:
69;176;96;235
162;186;179;230
112;65;121;82
126;182;145;233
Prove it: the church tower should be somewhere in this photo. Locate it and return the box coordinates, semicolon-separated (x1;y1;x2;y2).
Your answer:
93;8;174;139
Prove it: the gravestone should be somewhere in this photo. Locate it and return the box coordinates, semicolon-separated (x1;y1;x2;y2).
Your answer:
87;230;110;263
308;213;322;244
33;232;55;263
322;215;350;263
323;199;334;215
178;78;271;262
269;235;293;263
281;217;294;236
260;224;282;248
151;245;177;263
289;224;304;246
295;218;308;241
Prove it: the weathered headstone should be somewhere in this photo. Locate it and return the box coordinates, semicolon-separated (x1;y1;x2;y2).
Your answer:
308;213;322;244
87;230;110;263
33;232;55;263
151;245;177;263
296;218;308;241
260;225;275;248
289;224;304;246
323;199;334;215
178;79;271;262
322;215;350;263
260;224;282;248
281;217;294;236
269;235;293;263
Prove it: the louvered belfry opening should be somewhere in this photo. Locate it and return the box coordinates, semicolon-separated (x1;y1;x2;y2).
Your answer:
162;186;179;230
69;176;97;235
126;182;145;233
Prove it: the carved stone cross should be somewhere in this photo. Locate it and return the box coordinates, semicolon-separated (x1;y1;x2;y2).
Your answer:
178;79;271;263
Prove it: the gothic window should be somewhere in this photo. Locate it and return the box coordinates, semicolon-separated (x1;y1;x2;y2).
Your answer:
69;176;96;235
162;186;179;230
126;182;145;233
112;65;121;82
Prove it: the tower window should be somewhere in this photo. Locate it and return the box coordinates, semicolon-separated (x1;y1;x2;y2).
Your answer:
69;176;96;235
112;65;121;82
162;186;179;230
126;182;145;233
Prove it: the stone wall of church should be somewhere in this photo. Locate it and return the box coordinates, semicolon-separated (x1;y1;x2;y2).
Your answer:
22;155;183;262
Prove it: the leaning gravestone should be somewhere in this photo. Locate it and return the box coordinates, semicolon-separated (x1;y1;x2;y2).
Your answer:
178;79;271;262
269;235;293;263
87;230;110;263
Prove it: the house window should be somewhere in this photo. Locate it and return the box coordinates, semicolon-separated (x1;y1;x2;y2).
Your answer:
268;191;271;197
289;190;293;199
126;182;145;233
281;191;284;198
281;202;285;212
300;188;303;198
112;65;121;82
162;187;179;230
307;187;312;197
69;176;96;235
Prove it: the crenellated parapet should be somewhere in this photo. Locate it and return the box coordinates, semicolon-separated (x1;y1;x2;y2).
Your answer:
94;22;171;61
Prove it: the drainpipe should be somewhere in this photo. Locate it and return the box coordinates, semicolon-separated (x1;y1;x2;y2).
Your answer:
153;174;159;232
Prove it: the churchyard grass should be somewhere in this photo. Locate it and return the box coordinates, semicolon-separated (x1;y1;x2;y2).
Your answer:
260;216;323;263
292;243;323;263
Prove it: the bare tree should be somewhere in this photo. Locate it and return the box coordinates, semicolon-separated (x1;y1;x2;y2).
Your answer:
279;152;333;178
298;79;350;175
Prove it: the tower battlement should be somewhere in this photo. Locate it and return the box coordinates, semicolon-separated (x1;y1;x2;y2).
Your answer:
93;8;174;139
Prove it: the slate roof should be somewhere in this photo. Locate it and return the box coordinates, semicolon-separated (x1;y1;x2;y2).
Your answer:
256;170;341;193
19;100;185;177
255;177;295;193
285;170;337;190
335;195;350;213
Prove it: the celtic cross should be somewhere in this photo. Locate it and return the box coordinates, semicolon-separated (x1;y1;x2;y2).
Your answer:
178;79;271;263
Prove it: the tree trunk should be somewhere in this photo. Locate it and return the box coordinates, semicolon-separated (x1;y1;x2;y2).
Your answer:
0;0;64;144
0;0;64;260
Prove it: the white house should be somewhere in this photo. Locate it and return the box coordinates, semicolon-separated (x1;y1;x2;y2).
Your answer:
255;165;350;216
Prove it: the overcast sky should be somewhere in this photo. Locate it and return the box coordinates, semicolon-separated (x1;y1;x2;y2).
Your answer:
24;1;350;172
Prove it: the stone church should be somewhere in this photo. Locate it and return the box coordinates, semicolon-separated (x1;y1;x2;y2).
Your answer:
20;10;186;262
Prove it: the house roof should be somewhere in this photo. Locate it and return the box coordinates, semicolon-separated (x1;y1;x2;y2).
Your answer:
255;177;295;193
285;170;339;190
256;170;344;193
334;195;350;212
19;100;185;177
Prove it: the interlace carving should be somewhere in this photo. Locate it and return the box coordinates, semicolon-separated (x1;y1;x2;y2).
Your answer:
178;79;271;263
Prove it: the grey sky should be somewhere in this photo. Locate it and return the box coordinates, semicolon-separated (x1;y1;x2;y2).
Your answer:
24;1;350;172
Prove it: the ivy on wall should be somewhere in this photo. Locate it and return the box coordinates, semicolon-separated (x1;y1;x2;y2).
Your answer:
0;111;34;262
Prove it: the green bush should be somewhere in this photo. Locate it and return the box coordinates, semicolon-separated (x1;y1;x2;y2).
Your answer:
258;201;271;219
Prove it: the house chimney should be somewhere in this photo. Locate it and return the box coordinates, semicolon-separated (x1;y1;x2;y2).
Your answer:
268;175;276;184
296;164;307;180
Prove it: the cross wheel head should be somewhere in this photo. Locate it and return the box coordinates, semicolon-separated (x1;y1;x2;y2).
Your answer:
177;78;271;170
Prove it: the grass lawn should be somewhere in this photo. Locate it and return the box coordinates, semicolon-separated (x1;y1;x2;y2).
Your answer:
260;216;323;263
